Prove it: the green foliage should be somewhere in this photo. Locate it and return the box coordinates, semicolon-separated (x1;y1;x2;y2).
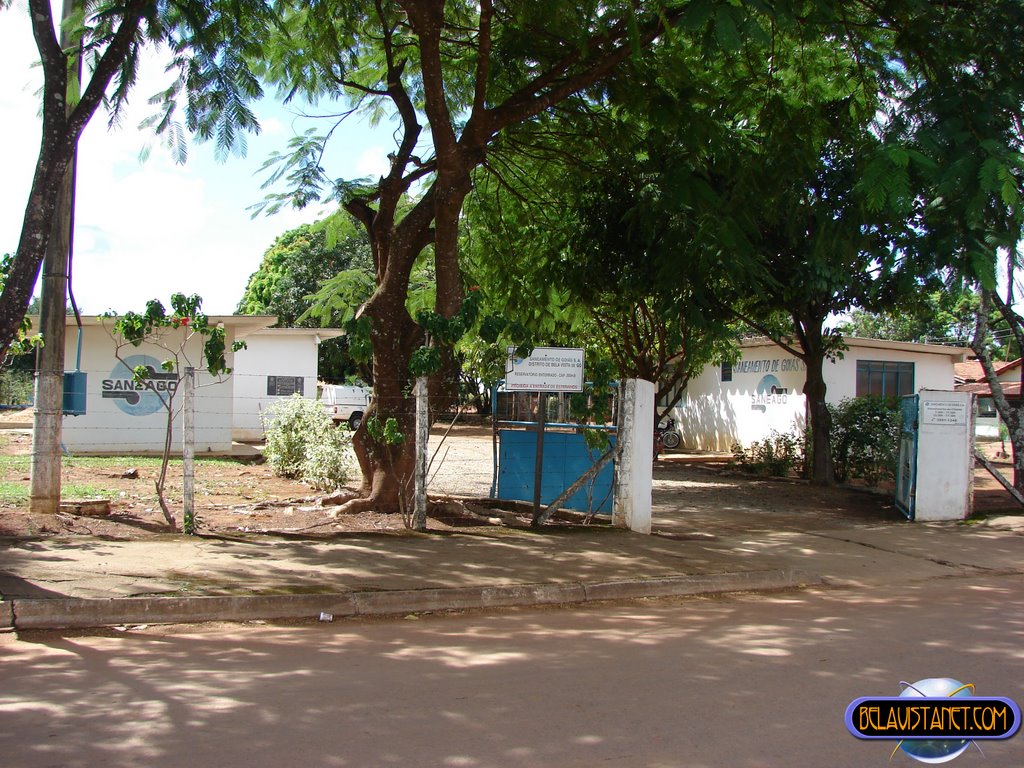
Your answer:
364;414;404;446
262;394;354;491
836;289;977;346
0;253;40;361
237;219;372;324
828;397;902;486
0;369;33;405
732;431;805;477
110;293;241;377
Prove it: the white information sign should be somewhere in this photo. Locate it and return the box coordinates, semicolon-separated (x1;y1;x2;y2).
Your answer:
505;346;585;392
922;400;968;426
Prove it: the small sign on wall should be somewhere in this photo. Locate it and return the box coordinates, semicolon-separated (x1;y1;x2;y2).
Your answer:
267;376;304;396
922;400;967;426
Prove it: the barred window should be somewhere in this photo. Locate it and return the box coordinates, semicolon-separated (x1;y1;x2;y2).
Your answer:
855;360;914;398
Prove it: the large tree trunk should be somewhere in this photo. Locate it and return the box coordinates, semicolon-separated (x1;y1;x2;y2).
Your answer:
790;311;835;486
803;352;835;485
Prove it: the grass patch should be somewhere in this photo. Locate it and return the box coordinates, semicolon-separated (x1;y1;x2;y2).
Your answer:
0;482;118;504
0;455;247;472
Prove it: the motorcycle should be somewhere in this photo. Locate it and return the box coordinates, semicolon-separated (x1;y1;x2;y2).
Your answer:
655;416;681;453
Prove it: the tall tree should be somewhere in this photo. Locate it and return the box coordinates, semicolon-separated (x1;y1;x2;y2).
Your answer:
254;0;725;514
0;0;274;359
878;1;1024;491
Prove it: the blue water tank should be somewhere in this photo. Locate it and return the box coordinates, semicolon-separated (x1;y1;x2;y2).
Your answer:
63;371;87;415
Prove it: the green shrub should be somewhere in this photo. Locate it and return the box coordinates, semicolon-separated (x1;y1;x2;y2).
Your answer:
732;430;805;477
828;396;901;485
263;395;354;490
301;427;354;491
0;370;33;405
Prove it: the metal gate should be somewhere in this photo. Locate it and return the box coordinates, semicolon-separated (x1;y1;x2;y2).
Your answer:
490;388;618;516
895;394;919;520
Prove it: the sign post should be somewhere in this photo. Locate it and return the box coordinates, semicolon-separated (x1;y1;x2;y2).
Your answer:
505;347;585;392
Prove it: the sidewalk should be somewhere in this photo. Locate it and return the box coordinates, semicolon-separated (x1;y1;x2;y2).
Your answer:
4;495;1024;629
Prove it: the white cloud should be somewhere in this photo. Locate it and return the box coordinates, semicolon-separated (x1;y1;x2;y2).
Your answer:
355;146;391;179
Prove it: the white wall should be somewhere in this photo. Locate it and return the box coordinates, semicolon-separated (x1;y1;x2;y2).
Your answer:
677;350;808;452
675;340;960;452
913;390;975;521
231;331;321;440
825;347;954;401
60;323;236;453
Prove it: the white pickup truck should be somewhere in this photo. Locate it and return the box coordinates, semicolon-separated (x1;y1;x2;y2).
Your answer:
320;384;372;430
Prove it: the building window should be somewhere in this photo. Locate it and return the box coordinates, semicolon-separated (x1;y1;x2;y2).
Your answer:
978;397;997;418
721;362;733;382
855;360;914;398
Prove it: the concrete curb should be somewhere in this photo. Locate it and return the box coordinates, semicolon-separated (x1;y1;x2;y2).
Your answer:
7;569;819;630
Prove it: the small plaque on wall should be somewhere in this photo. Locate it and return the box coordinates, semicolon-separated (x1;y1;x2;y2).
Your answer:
267;376;304;396
922;400;967;426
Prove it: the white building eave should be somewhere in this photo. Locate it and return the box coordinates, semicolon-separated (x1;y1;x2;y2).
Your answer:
739;335;968;361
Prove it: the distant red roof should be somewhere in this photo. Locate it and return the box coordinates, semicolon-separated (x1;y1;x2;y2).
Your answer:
956;381;1022;398
954;358;1021;383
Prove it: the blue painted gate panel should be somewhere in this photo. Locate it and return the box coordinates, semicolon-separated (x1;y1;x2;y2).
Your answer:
497;429;615;514
895;394;919;520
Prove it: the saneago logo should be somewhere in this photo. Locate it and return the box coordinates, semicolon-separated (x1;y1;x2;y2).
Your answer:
102;355;179;416
751;374;790;412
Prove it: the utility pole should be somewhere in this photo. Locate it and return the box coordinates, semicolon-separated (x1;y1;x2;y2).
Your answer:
30;0;80;514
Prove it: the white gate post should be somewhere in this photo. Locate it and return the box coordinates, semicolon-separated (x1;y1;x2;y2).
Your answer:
412;376;429;531
613;378;655;533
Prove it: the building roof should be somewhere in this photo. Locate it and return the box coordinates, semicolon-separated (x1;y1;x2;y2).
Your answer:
30;315;343;340
956;380;1022;398
243;327;346;341
30;314;280;334
954;358;1021;384
740;335;968;361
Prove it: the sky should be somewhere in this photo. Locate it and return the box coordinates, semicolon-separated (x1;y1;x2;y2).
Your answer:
0;3;392;316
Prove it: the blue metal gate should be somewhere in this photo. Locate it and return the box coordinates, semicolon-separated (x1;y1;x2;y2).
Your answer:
895;394;919;520
497;430;615;514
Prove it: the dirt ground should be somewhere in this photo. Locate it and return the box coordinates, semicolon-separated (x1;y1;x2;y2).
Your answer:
0;410;1018;540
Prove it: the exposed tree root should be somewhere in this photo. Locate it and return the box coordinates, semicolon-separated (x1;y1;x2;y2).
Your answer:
330;496;399;516
319;491;361;507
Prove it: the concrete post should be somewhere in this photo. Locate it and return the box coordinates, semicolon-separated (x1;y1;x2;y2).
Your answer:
413;376;428;531
182;367;195;532
613;378;655;534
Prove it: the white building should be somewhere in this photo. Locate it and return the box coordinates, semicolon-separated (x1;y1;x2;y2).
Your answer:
232;327;345;441
39;316;339;453
955;358;1021;439
674;337;967;452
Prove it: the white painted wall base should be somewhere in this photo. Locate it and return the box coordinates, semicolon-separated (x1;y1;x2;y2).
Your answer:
613;379;655;534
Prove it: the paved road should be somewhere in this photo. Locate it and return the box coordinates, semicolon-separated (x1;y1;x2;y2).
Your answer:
3;576;1023;768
